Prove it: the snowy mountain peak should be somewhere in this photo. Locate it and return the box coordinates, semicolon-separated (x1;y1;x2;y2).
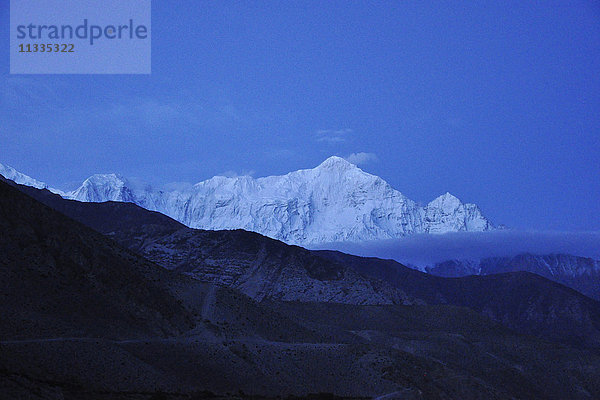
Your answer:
424;192;491;234
86;173;125;182
71;173;135;203
428;192;462;210
2;158;496;244
82;173;129;188
439;191;459;201
316;156;357;171
0;163;48;189
0;163;65;195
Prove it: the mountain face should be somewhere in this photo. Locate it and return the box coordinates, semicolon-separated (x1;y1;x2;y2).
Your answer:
0;178;195;340
117;228;414;305
12;181;415;306
0;163;59;192
427;254;600;300
0;158;494;245
316;250;600;348
5;179;600;399
15;181;600;349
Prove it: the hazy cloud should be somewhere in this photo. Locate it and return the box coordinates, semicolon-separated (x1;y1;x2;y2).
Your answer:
311;230;600;267
345;152;379;165
0;76;62;108
265;148;296;160
161;181;194;192
104;98;201;130
315;128;353;143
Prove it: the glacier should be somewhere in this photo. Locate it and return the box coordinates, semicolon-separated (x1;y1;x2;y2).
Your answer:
0;157;495;245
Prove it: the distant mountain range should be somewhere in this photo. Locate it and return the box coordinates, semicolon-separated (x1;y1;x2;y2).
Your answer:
427;253;600;300
0;157;495;245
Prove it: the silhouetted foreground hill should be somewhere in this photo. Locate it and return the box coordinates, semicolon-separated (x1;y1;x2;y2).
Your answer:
3;178;600;399
0;179;194;340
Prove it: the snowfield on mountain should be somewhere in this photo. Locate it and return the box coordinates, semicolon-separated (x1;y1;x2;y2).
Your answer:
1;157;495;245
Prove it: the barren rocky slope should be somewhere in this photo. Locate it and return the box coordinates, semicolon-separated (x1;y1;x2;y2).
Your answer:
4;179;600;399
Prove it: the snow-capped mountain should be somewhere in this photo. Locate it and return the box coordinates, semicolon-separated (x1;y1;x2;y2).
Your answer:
0;163;58;192
1;157;495;245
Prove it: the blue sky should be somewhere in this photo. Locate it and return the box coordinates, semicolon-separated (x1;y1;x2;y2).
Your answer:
1;1;599;231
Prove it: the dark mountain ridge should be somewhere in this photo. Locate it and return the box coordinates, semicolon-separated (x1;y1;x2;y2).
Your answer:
12;179;600;348
0;179;193;340
426;253;600;300
317;249;600;348
3;178;600;398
